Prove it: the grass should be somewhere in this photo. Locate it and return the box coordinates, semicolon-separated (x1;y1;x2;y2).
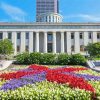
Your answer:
94;58;100;60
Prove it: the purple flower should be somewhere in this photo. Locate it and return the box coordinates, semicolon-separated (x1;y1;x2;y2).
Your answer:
0;71;46;91
64;72;100;81
20;68;33;72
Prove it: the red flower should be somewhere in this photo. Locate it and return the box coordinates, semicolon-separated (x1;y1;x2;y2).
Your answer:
0;64;47;80
46;71;95;93
0;64;95;96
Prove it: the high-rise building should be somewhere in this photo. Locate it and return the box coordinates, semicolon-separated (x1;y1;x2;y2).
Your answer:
36;0;59;15
36;0;62;22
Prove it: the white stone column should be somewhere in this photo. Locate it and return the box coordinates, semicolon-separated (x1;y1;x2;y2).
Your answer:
66;32;71;54
53;32;56;53
61;32;64;53
47;16;49;22
29;31;33;53
93;31;97;43
44;32;47;53
51;15;53;22
84;31;89;46
3;31;8;39
12;32;17;55
54;16;56;22
75;31;80;53
20;31;25;53
35;32;39;52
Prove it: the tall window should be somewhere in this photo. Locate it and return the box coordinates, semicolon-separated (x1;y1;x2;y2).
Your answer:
48;34;52;41
88;32;92;39
8;32;12;40
17;32;21;39
48;43;52;52
0;32;3;39
97;33;100;39
80;33;83;39
71;33;74;39
26;32;29;39
0;33;3;39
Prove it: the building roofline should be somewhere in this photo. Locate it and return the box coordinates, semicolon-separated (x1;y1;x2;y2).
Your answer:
1;22;100;26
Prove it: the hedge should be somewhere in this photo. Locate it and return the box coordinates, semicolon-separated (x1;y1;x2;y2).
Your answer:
40;53;56;65
29;52;41;64
56;53;70;65
16;52;30;65
15;53;86;65
70;54;86;65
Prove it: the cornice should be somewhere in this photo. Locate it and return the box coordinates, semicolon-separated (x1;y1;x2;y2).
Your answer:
1;22;100;26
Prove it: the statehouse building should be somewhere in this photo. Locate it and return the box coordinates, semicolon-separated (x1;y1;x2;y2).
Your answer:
0;0;100;55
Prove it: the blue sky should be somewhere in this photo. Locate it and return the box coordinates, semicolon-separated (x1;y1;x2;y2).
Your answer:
0;0;100;22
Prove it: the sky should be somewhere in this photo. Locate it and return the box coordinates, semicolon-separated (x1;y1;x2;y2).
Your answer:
0;0;100;22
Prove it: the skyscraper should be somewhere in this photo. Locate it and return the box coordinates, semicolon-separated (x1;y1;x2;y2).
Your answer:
36;0;62;22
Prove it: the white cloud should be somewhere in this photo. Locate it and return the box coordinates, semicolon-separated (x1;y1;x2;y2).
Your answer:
64;14;100;22
0;2;27;22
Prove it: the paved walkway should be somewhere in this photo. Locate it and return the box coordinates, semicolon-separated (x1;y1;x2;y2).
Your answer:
0;60;13;71
93;67;100;72
87;60;100;72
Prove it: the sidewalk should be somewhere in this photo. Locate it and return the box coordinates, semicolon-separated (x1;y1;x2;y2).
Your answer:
0;60;13;71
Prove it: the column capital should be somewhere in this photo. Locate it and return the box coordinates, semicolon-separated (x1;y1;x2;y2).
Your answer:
52;31;57;33
75;31;79;33
84;31;89;33
60;31;65;33
35;31;39;33
66;31;71;33
93;31;97;33
44;31;48;33
29;31;33;33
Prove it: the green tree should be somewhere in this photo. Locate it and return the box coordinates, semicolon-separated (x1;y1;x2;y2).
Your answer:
86;42;100;57
0;39;14;59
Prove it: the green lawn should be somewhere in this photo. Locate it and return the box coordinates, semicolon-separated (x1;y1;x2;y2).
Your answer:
94;58;100;60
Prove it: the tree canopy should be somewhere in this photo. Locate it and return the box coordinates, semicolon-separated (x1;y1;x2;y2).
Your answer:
0;39;14;55
86;42;100;57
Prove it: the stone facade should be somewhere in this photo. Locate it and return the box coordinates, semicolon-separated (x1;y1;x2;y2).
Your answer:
0;23;100;55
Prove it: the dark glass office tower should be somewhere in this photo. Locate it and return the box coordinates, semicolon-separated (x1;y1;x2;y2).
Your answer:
36;0;59;22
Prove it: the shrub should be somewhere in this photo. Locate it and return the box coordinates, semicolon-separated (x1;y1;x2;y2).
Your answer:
40;53;56;65
57;53;70;65
16;52;30;64
29;52;41;64
15;53;86;65
70;54;86;65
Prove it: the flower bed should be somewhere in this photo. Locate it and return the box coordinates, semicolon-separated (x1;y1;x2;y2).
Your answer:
0;64;100;100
